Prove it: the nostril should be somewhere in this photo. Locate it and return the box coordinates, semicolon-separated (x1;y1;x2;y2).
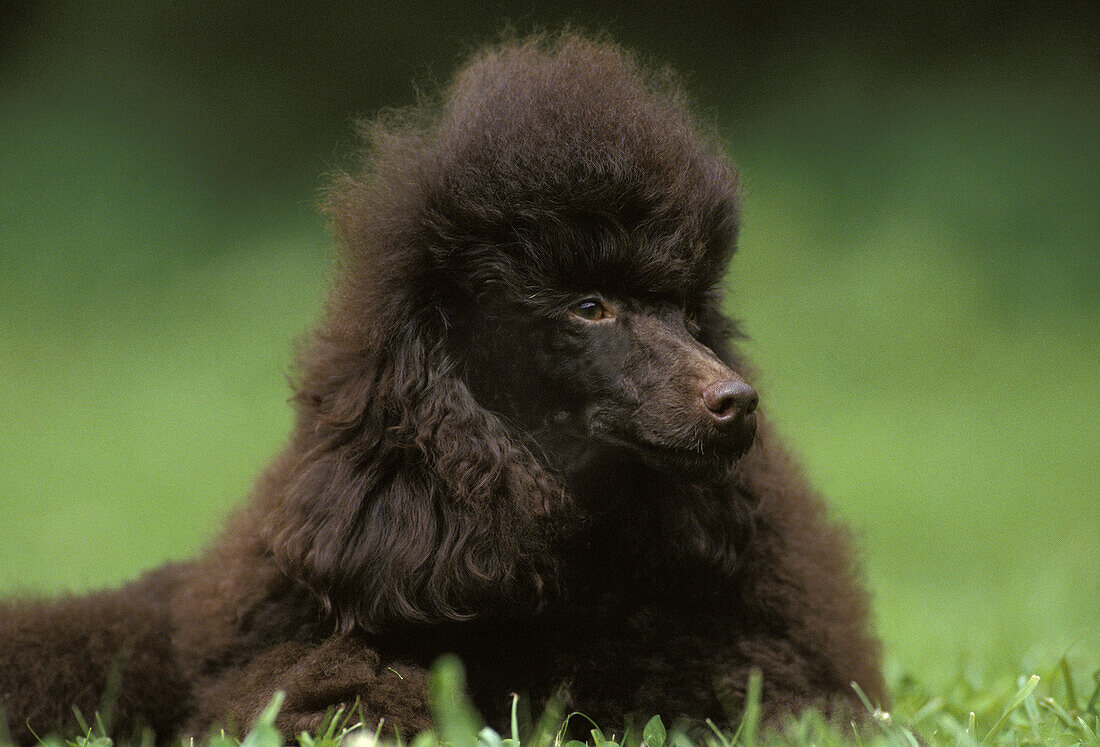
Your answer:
701;379;759;420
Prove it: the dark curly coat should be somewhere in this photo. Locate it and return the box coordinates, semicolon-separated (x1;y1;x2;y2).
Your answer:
0;33;883;743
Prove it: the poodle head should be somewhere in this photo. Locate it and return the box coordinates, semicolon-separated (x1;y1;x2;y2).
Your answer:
330;32;754;486
273;33;757;631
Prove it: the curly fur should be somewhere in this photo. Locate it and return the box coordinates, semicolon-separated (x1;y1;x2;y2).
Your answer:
0;32;884;743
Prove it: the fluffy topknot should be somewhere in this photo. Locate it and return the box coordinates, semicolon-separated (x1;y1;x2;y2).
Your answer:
329;32;741;313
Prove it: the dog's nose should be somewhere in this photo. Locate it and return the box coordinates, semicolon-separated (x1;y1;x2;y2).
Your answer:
702;379;758;455
701;379;758;422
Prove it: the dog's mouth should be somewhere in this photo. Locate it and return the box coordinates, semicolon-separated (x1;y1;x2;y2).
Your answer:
538;406;755;483
592;429;751;482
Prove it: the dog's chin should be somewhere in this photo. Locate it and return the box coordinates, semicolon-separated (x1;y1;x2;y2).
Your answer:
595;434;747;484
642;444;745;484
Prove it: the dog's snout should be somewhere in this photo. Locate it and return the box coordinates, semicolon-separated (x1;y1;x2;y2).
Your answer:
701;379;758;422
701;379;758;456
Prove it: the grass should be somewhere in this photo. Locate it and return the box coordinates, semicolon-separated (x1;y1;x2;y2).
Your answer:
15;657;1098;746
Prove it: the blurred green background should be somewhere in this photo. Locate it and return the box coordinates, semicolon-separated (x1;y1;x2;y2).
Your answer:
1;2;1096;685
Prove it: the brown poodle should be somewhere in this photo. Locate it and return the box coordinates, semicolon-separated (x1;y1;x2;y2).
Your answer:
0;33;884;743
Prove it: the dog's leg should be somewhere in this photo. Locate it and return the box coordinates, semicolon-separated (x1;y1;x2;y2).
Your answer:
0;566;188;744
186;637;431;741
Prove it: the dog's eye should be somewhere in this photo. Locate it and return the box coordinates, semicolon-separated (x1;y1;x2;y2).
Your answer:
685;309;701;335
571;298;612;322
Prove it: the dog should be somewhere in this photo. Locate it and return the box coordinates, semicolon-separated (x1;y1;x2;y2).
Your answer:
0;32;883;742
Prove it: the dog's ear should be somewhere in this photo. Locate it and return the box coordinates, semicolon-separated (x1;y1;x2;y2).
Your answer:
261;310;568;633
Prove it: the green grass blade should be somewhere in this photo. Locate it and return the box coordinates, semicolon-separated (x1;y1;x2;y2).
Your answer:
427;655;484;746
241;691;286;747
641;715;666;747
979;674;1039;745
732;669;762;746
704;719;732;747
1060;656;1079;711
